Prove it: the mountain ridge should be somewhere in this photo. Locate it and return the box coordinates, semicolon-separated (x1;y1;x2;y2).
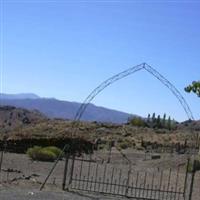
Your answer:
1;93;40;99
0;93;135;123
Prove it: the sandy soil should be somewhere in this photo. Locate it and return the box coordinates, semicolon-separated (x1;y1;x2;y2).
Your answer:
0;151;199;200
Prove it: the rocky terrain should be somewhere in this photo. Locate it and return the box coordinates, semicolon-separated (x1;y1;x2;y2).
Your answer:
0;106;199;154
0;106;199;200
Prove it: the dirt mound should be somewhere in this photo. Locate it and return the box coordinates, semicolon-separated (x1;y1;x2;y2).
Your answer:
178;120;200;132
0;106;47;130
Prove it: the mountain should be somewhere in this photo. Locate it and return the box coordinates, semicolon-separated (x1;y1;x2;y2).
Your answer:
0;93;133;123
0;93;40;100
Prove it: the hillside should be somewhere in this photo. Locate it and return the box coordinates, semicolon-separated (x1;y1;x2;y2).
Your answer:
178;120;200;132
0;93;133;123
0;106;47;131
0;106;199;151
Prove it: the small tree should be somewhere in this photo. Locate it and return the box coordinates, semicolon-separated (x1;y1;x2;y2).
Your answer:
152;113;156;123
185;81;200;97
162;113;166;127
156;115;162;128
167;116;171;130
147;113;151;123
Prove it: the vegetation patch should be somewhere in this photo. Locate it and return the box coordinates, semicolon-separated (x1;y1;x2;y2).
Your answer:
194;156;200;171
43;146;63;157
128;113;177;130
117;139;135;150
187;156;200;172
27;146;62;162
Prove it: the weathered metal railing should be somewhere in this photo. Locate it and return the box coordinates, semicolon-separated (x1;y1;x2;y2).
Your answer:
64;156;190;200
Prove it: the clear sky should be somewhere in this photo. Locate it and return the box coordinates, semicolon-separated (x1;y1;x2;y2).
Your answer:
1;0;200;121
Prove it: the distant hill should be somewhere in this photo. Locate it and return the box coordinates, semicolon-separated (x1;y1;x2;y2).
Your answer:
0;105;46;130
0;93;40;100
178;120;200;132
0;93;134;123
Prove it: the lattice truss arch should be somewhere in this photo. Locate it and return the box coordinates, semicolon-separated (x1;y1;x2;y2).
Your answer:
74;63;194;122
40;63;194;190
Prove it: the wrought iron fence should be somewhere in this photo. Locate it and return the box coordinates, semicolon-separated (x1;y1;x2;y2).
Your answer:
64;156;189;200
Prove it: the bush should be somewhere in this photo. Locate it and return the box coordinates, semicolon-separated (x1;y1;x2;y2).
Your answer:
35;149;57;162
119;142;129;150
129;117;146;127
27;146;62;162
43;146;63;157
117;139;134;150
27;146;42;160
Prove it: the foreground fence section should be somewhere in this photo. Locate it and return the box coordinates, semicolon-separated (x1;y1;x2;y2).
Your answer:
63;156;189;200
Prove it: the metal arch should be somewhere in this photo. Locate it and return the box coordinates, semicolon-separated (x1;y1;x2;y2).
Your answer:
74;63;194;123
143;63;194;120
74;63;145;122
40;62;194;190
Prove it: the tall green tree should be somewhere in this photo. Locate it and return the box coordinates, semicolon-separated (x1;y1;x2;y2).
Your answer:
185;81;200;97
152;113;156;123
162;113;166;127
156;115;161;128
147;113;151;123
167;116;171;130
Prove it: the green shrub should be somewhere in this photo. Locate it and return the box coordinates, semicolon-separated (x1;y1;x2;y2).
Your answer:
117;139;133;150
119;142;129;150
27;146;62;162
129;117;146;127
27;146;42;160
43;146;63;157
35;149;57;162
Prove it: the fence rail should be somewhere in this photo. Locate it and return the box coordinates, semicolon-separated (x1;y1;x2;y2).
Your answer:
64;156;189;200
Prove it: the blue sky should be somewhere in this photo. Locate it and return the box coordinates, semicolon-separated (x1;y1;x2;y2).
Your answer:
1;0;200;121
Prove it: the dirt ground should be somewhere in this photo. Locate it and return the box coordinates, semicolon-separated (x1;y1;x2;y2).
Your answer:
0;182;124;200
0;150;199;200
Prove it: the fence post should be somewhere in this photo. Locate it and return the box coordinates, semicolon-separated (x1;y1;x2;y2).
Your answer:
0;137;7;175
0;150;3;174
125;166;131;197
62;153;69;190
188;160;197;200
107;141;112;163
183;158;190;197
68;154;75;188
